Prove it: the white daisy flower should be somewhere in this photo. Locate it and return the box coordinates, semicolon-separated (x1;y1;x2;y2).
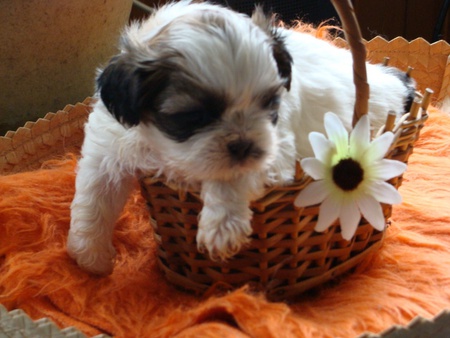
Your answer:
294;112;407;241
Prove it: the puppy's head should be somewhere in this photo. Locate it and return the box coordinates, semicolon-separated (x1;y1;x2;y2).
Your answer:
97;2;292;181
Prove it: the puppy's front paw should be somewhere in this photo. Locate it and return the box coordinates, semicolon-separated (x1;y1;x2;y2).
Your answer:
197;206;253;261
67;230;116;275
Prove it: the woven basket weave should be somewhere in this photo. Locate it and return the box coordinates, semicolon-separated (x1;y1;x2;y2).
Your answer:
138;0;434;300
0;3;447;302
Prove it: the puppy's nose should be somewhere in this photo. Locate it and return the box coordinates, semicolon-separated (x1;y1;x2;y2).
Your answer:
227;139;255;161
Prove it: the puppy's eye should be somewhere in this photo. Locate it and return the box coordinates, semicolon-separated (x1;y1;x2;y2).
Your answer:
262;94;281;110
269;110;278;125
154;108;219;143
261;94;280;124
152;92;226;142
173;109;206;124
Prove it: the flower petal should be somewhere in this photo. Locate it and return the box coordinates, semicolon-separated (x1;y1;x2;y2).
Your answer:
368;159;407;181
294;180;329;207
350;114;370;159
339;198;361;240
309;132;335;164
315;194;342;232
367;181;403;204
300;158;326;180
324;112;349;158
357;193;386;231
362;132;395;164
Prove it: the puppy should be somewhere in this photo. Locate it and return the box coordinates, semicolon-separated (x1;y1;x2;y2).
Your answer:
67;0;415;275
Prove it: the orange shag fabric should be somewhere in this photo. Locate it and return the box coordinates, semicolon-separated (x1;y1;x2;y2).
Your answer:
1;107;450;338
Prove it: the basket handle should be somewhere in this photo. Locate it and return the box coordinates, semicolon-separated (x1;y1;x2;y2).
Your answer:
330;0;369;127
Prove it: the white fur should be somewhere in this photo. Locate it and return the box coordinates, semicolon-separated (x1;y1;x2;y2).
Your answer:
68;0;410;274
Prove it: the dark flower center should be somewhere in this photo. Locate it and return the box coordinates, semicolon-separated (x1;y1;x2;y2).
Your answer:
332;158;364;191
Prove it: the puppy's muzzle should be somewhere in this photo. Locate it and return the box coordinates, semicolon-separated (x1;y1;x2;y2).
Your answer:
227;139;264;162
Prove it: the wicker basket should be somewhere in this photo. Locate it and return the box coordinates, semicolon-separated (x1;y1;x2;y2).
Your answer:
138;0;435;300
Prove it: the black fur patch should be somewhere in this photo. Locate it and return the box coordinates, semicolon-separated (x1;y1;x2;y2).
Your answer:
251;7;293;91
150;91;227;143
385;67;416;113
271;32;293;91
96;55;171;127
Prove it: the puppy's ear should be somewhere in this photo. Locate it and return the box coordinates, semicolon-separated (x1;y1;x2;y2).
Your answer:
271;33;293;91
96;55;169;126
251;7;293;91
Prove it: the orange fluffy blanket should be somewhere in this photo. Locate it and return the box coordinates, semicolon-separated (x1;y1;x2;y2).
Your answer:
1;107;450;338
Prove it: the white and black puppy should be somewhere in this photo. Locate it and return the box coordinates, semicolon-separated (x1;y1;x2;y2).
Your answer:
67;0;415;274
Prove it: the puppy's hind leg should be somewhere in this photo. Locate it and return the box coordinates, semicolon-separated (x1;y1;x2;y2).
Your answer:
67;151;134;275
